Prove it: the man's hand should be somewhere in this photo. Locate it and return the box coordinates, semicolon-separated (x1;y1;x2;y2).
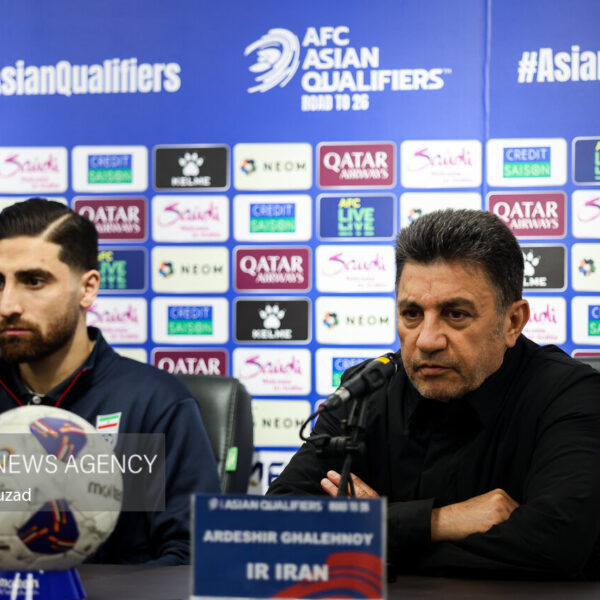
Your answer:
431;488;519;543
320;470;380;498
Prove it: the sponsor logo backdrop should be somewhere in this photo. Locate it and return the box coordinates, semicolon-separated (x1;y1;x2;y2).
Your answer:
3;0;599;492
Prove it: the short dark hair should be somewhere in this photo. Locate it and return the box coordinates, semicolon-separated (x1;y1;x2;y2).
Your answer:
0;198;98;271
395;209;523;311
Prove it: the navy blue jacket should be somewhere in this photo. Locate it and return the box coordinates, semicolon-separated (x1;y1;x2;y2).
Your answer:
0;327;220;565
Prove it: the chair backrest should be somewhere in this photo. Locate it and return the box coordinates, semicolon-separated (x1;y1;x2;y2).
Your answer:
577;357;600;372
176;374;254;494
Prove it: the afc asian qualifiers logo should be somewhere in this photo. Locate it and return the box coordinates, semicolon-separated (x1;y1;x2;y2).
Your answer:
152;349;227;376
244;29;301;93
98;248;147;293
487;192;566;238
74;197;147;242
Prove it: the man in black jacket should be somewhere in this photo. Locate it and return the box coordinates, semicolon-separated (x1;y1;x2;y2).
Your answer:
0;198;220;564
269;209;600;580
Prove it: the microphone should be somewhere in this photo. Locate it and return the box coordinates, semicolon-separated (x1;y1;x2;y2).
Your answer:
323;353;398;409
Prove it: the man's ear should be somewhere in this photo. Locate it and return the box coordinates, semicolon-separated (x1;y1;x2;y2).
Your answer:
504;299;530;348
79;269;100;309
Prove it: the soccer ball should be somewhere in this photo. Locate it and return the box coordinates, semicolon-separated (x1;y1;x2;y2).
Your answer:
0;405;122;570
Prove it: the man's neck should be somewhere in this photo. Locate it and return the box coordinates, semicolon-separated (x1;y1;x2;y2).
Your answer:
18;326;95;396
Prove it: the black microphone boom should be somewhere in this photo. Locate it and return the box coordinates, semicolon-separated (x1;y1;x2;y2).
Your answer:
323;353;398;409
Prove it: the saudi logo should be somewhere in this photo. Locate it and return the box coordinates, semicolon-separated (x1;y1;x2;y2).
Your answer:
244;28;300;93
579;258;596;277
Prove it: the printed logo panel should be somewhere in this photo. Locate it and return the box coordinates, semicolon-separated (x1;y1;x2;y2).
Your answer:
572;297;600;344
572;244;600;291
151;246;229;293
486;138;567;187
573;137;600;185
315;348;394;396
233;348;311;396
114;348;148;363
235;299;310;343
315;296;397;344
0;147;68;193
233;143;312;190
400;140;482;188
572;191;600;238
87;297;147;344
98;247;147;293
154;145;229;191
572;349;600;359
252;399;311;447
318;194;396;240
152;348;228;376
151;297;229;344
73;197;147;242
520;245;566;291
233;195;311;241
522;296;566;345
315;244;395;292
318;142;396;188
151;195;229;242
234;246;311;292
72;145;148;192
247;450;296;495
399;193;481;228
487;192;566;238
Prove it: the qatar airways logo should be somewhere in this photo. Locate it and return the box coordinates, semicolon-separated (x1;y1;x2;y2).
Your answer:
522;297;565;345
0;147;67;193
152;349;227;376
74;197;147;242
233;349;311;396
318;142;395;187
400;140;482;188
316;245;395;292
235;247;310;291
152;196;228;242
86;298;147;344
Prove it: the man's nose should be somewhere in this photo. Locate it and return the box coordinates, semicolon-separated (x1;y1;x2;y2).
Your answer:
0;284;24;318
415;314;447;354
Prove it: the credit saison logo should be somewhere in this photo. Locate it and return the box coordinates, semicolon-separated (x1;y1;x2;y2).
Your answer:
168;306;213;335
590;306;600;336
0;58;181;97
250;202;295;233
503;147;550;178
331;356;368;387
88;154;132;184
517;45;600;83
244;26;452;113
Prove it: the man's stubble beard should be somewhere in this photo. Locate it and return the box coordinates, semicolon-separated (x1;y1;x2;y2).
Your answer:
0;309;80;364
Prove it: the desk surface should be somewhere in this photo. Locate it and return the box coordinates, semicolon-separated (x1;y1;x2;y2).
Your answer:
78;564;600;600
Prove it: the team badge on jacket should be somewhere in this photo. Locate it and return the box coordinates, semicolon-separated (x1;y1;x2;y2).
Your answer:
95;412;121;449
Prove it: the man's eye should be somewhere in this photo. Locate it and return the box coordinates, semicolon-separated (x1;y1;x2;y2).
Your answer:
27;277;43;287
447;310;467;320
401;309;421;320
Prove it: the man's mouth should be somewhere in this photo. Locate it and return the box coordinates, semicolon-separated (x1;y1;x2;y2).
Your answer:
416;363;452;376
0;327;31;336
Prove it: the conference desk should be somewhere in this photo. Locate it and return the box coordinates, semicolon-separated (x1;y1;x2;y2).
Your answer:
78;564;600;600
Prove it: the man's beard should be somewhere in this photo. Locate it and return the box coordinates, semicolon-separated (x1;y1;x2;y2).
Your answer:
0;312;79;364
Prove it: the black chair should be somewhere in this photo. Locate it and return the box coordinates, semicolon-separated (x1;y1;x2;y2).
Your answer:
176;374;254;494
577;357;600;372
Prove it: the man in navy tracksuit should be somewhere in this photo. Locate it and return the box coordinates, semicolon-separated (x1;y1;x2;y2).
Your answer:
0;198;220;565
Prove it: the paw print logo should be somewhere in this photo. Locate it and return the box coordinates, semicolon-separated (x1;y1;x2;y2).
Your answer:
259;304;285;329
522;251;540;277
178;152;204;177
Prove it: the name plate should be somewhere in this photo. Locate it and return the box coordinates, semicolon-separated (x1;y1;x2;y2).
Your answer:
192;494;386;599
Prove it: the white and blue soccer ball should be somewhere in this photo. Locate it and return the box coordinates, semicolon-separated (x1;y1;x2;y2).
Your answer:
0;405;122;570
